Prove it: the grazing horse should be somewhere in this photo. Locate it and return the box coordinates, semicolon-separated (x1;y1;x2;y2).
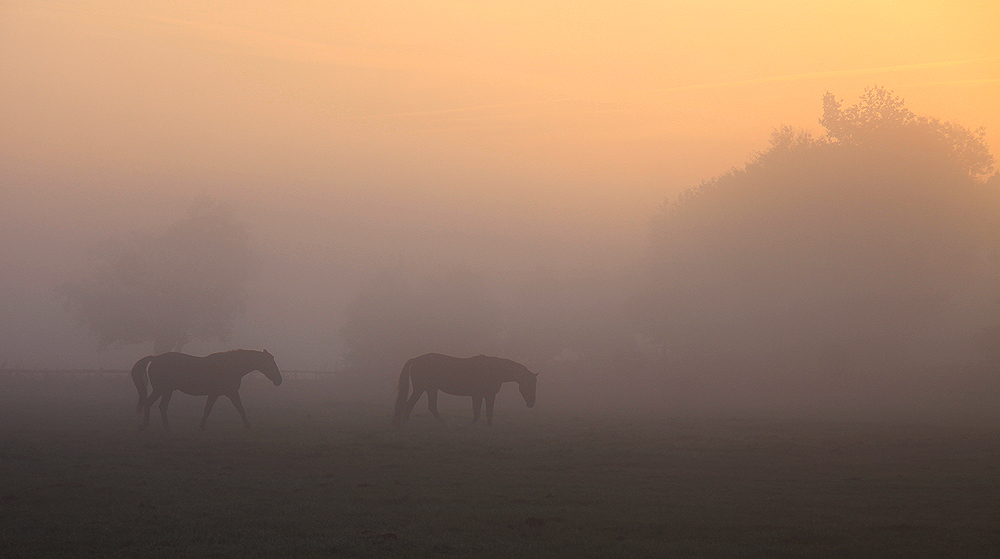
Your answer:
392;353;537;427
131;349;282;431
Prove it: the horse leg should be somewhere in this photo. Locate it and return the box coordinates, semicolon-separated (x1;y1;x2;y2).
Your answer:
427;389;446;425
485;392;497;427
402;388;424;423
158;390;174;430
201;394;219;430
227;391;251;429
469;395;483;425
140;388;163;431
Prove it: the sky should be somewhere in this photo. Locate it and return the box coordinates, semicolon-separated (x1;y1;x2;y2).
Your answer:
1;0;998;370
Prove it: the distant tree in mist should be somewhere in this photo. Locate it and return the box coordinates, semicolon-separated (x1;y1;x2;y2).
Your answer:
504;264;645;369
339;263;503;373
60;200;255;354
645;87;999;382
504;265;570;363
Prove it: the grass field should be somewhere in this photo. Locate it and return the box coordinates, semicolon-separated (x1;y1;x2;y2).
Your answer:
1;374;997;558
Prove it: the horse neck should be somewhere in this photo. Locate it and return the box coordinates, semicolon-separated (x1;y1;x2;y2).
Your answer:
499;361;529;384
230;350;263;377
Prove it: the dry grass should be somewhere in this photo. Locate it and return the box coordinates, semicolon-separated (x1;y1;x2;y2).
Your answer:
1;375;997;558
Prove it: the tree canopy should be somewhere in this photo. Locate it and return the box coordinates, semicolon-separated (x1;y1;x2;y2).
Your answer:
820;87;994;178
645;87;999;380
61;200;255;354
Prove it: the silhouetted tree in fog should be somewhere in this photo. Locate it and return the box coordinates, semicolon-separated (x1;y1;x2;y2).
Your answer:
820;87;994;178
61;200;255;353
645;87;998;385
339;263;503;373
504;264;645;370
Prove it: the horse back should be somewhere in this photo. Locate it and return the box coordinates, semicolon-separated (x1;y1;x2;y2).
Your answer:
410;353;505;396
147;352;237;396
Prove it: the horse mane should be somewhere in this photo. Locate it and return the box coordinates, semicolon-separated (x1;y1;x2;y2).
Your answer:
494;356;523;368
215;348;264;356
483;355;533;381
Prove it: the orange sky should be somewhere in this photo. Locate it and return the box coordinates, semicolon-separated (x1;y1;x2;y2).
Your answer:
1;0;999;368
2;0;997;221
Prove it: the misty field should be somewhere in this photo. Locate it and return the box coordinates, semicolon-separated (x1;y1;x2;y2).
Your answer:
1;374;997;558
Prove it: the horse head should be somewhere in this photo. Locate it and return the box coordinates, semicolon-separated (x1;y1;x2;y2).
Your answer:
259;349;283;386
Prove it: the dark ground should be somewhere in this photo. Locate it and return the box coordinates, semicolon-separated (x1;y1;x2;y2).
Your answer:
0;373;997;558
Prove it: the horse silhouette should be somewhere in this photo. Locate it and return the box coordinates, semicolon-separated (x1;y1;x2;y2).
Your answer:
131;349;282;431
392;353;537;427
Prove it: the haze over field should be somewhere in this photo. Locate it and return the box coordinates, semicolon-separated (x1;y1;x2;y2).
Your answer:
2;1;999;417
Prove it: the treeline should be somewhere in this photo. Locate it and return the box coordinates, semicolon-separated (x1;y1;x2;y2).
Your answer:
62;88;1000;413
342;88;999;369
644;88;999;381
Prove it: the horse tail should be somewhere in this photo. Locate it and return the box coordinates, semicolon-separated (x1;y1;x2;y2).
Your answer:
131;355;155;414
392;358;416;426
